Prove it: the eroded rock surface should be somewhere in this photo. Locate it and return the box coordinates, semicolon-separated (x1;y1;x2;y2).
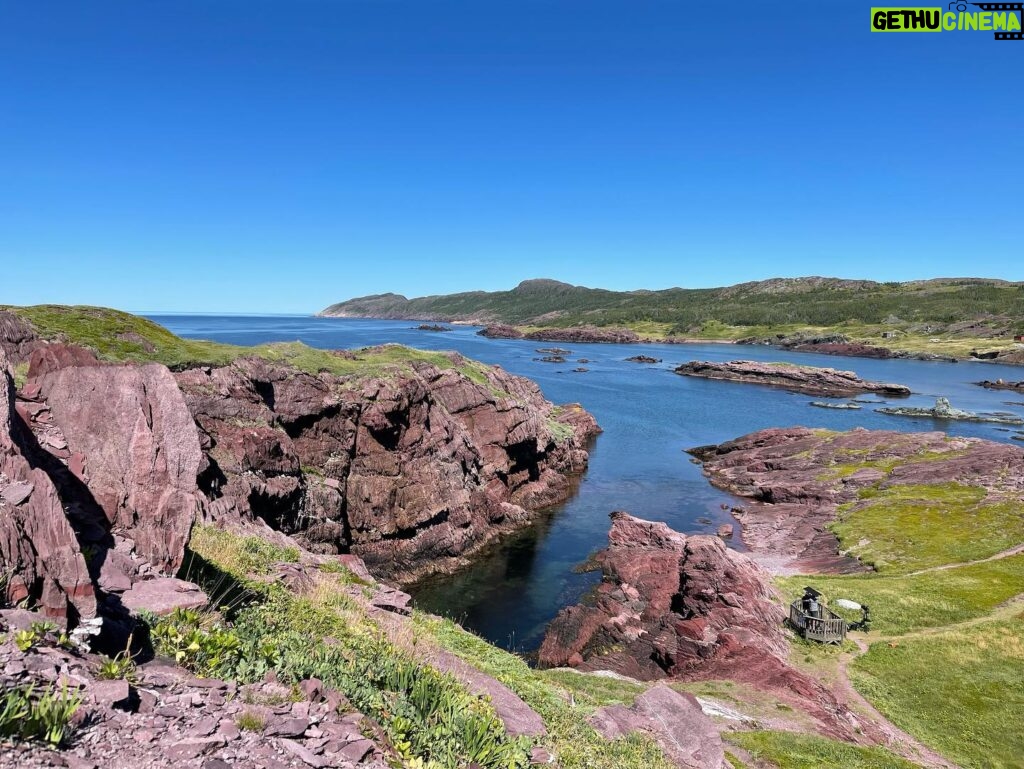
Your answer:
33;356;205;575
540;513;865;740
688;426;1024;574
539;513;787;678
675;360;911;398
0;350;96;620
176;351;599;583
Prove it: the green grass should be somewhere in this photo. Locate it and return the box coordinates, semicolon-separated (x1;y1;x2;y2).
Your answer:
831;483;1024;574
2;304;507;384
187;526;300;579
777;554;1024;636
850;618;1024;769
414;613;675;769
727;730;921;769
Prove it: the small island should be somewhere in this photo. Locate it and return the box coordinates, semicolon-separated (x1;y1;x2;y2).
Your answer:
674;359;912;398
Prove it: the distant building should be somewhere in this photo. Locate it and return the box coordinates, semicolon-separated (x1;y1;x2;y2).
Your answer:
1014;334;1024;342
881;331;897;339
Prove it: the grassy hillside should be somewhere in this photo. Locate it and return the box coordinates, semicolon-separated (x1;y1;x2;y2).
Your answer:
321;277;1024;355
321;276;1024;330
774;445;1024;768
1;304;496;382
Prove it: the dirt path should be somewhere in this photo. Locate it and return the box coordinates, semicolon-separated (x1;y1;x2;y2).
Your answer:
832;636;960;769
903;542;1024;577
829;593;1024;769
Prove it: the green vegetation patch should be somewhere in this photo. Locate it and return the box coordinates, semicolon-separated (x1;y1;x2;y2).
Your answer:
832;483;1024;574
850;618;1024;769
414;614;675;769
777;554;1024;636
169;525;533;769
4;304;511;387
726;730;920;769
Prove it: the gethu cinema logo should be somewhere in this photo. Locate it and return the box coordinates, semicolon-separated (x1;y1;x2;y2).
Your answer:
871;2;1023;37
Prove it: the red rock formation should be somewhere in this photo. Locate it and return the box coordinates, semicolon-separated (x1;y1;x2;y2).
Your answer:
675;360;911;398
688;427;1022;574
540;512;868;741
176;351;599;583
540;513;787;677
33;355;205;575
0;350;96;619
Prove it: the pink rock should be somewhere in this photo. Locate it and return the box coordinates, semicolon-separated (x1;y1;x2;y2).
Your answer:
36;360;205;574
120;578;208;616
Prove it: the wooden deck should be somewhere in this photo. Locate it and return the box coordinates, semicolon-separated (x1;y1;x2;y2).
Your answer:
789;600;847;644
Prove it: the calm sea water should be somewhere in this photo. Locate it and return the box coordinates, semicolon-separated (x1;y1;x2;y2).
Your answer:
149;314;1024;652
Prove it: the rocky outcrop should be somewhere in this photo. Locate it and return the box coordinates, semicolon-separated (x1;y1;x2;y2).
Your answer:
176;351;599;583
525;326;639;344
0;612;392;769
477;325;524;339
0;350;96;620
877;396;1024;425
589;685;725;769
625;355;661;364
539;513;865;740
976;379;1024;392
539;513;786;678
688;427;1024;574
675;360;911;398
0;310;43;364
33;355;205;575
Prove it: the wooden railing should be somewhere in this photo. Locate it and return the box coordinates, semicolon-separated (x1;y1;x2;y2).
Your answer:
789;601;847;644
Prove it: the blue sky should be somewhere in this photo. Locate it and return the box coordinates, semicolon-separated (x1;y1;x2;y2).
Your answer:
2;1;1020;313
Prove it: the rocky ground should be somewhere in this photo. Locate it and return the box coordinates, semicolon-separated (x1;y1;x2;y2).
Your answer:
0;608;391;769
688;426;1024;574
674;360;911;398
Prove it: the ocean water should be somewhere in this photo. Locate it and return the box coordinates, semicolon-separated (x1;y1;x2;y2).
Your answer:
150;314;1024;652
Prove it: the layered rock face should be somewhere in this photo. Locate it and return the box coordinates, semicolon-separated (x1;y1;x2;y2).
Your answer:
176;352;599;582
0;350;96;620
540;512;866;741
0;310;42;363
1;343;208;624
539;513;786;679
34;356;205;575
688;426;1023;573
675;360;911;398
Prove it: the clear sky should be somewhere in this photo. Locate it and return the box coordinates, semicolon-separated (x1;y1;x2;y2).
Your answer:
2;1;1020;313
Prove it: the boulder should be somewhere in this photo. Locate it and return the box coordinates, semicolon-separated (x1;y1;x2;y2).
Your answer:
35;360;205;574
590;684;725;769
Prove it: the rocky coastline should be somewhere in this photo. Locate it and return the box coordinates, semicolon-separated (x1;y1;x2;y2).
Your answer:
0;312;612;769
674;360;911;398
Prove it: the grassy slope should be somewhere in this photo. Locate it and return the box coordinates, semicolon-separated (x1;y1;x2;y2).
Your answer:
727;730;921;769
774;447;1024;767
851;619;1024;769
2;304;496;383
187;526;675;769
320;277;1024;356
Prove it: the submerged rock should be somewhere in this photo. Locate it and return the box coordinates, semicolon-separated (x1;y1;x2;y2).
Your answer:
809;401;861;410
